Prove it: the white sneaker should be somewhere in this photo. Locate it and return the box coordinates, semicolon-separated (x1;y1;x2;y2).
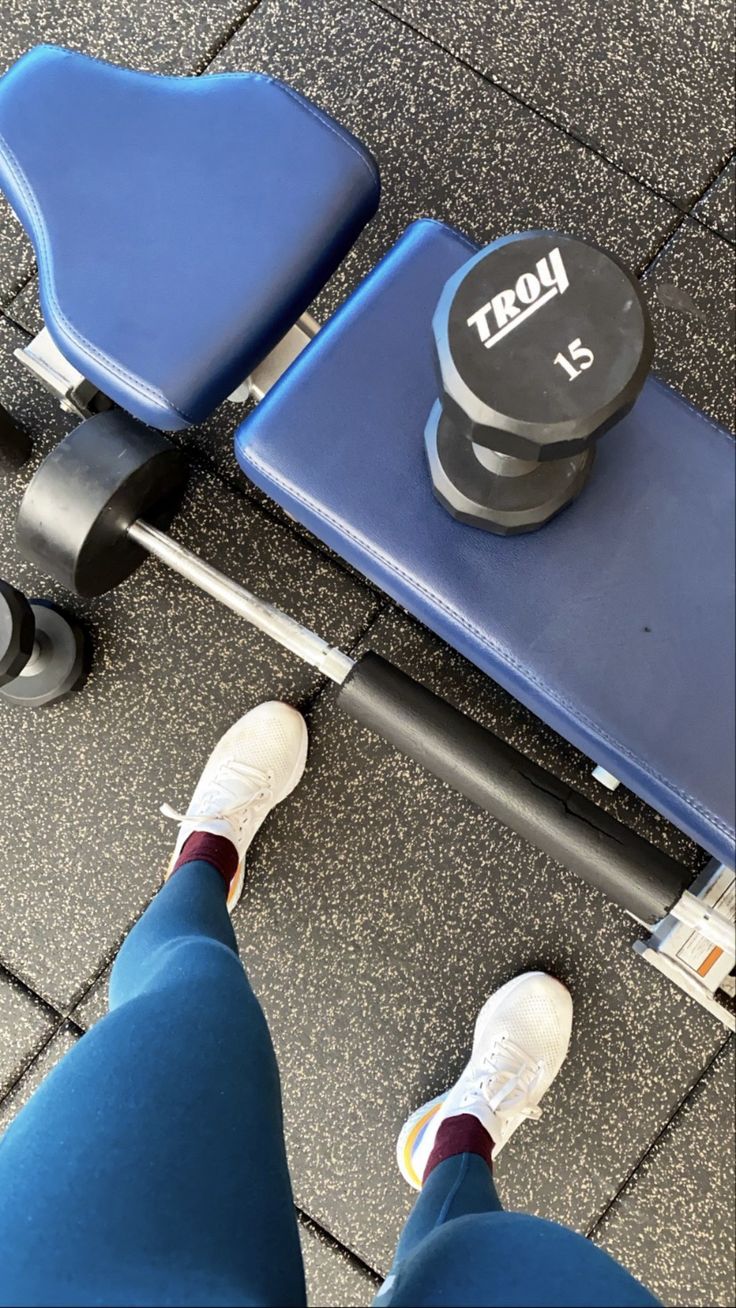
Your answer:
396;971;573;1189
161;701;308;912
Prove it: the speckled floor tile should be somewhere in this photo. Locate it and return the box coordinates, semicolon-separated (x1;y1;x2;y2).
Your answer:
0;0;261;307
642;218;736;432
0;219;35;310
229;668;728;1272
593;1040;736;1308
0;0;258;82
213;0;677;332
4;0;678;339
1;985;381;1304
2;278;43;336
0;1021;78;1131
695;158;736;243
0;316;380;1010
0;971;58;1098
300;1218;380;1307
378;0;735;205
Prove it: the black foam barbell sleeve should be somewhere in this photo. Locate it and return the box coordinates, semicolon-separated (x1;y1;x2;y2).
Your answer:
337;651;692;925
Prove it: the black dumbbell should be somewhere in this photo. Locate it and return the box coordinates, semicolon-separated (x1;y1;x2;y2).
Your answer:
0;402;31;473
426;231;654;534
0;579;87;706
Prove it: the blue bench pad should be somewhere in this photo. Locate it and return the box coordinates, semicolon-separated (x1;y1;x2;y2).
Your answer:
0;46;379;430
236;219;736;867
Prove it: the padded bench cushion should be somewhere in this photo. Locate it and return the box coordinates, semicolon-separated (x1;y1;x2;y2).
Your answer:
236;219;736;868
0;45;379;430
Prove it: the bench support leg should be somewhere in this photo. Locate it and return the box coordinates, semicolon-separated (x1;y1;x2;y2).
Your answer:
228;312;320;403
633;860;735;1028
14;327;112;419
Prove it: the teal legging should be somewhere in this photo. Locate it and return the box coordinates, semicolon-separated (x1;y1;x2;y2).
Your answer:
0;860;658;1307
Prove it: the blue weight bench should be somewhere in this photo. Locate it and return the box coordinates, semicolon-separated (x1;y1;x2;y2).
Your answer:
0;45;379;428
236;219;736;874
1;49;734;1018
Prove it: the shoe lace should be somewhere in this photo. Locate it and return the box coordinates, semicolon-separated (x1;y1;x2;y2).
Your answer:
462;1036;545;1124
160;762;273;827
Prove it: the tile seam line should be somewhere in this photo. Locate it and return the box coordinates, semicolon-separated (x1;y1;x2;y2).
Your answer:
366;0;736;246
0;263;39;316
638;213;691;279
684;148;736;245
0;1013;71;1115
2;1;257;317
1;1026;729;1274
2;965;731;1230
585;1033;735;1240
193;0;266;75
2;6;733;258
690;148;736;245
296;1207;384;1284
0;962;64;1022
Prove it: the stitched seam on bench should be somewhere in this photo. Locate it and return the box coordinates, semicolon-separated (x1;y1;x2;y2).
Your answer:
246;450;734;844
0;130;195;425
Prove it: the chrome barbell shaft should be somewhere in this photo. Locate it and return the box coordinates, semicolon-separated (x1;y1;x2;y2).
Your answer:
127;519;354;684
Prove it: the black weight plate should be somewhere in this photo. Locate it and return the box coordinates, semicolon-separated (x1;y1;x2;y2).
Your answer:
0;602;87;707
434;231;653;459
16;411;189;597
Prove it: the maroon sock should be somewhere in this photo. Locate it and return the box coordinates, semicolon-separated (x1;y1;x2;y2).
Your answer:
423;1112;495;1183
170;831;239;893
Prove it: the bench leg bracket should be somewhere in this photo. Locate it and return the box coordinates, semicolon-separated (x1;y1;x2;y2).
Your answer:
14;327;112;420
633;860;735;1028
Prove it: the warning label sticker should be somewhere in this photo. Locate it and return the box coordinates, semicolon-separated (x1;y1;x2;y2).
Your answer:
676;874;735;976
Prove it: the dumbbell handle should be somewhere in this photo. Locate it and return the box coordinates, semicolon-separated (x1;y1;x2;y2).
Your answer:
128;518;690;926
127;520;354;684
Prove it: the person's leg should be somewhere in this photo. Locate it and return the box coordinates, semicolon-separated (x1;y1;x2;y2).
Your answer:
0;702;309;1308
390;1118;502;1267
379;1208;660;1306
388;970;571;1273
379;972;659;1307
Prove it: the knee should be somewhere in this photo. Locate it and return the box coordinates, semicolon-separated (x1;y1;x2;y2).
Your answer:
110;933;249;1012
384;1213;657;1307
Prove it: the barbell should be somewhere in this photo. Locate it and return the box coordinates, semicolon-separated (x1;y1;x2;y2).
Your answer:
16;410;692;925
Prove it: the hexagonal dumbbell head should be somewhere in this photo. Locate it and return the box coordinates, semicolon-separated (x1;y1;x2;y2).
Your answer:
0;578;87;707
0;580;35;684
426;231;653;534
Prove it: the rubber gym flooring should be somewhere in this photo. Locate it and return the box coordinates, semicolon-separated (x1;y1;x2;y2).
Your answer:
0;1;734;1304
